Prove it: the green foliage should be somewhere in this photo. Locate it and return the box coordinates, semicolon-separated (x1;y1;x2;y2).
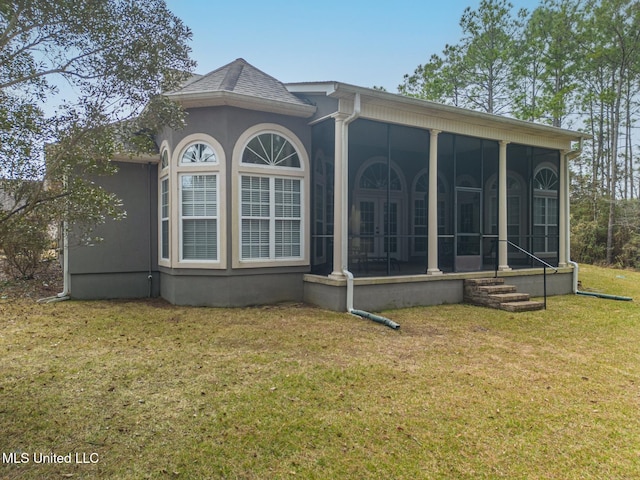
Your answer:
512;0;581;126
612;200;640;268
399;0;525;114
570;191;640;268
0;211;51;279
0;0;194;244
571;215;607;264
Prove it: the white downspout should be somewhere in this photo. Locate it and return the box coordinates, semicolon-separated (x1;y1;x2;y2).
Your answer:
341;93;361;313
334;93;399;329
566;137;584;294
38;219;70;303
39;172;71;304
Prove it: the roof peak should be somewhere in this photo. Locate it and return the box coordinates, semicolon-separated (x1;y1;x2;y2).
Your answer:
165;58;316;117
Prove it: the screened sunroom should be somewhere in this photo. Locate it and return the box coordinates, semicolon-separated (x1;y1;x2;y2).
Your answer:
310;118;561;278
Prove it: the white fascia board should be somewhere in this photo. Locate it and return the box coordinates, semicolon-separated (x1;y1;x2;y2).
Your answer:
111;153;160;164
285;82;339;96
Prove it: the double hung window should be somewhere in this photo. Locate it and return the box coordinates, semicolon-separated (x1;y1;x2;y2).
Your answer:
533;167;558;254
236;130;306;265
159;135;225;268
159;148;170;261
181;174;218;260
178;142;219;262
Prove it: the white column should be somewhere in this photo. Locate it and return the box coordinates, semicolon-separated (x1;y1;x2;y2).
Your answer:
558;150;568;267
329;114;346;279
427;129;442;275
498;140;511;271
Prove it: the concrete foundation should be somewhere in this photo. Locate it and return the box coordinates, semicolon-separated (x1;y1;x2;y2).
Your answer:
303;267;574;312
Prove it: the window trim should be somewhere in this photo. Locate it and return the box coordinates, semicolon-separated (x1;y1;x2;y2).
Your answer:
232;123;309;268
158;140;172;267
160;133;227;269
160;176;170;261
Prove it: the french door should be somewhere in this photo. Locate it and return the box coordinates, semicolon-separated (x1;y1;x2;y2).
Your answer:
456;188;482;271
358;198;400;258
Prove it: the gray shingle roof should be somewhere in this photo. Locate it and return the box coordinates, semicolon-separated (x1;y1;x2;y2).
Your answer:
171;58;310;108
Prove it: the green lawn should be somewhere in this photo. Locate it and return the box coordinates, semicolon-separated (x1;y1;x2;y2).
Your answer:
1;264;639;479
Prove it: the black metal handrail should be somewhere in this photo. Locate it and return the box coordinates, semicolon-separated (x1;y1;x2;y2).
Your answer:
494;240;558;310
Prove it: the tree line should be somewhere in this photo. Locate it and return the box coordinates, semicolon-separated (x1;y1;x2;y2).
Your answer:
398;0;640;268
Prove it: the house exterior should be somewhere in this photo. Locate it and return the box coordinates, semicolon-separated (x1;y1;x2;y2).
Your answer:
68;58;585;311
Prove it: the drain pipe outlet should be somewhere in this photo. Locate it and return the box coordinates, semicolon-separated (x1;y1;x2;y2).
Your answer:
569;260;632;301
576;290;632;301
351;309;400;329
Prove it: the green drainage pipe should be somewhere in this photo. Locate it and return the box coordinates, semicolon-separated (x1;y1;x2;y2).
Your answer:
570;261;632;301
576;291;633;301
351;309;400;330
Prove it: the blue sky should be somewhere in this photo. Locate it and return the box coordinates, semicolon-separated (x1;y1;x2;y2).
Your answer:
165;0;543;92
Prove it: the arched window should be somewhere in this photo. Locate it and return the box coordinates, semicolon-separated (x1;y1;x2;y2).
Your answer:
234;126;308;266
243;133;300;168
533;166;558;253
180;143;216;164
534;167;558;191
358;162;402;190
161;134;226;268
178;142;220;261
161;149;169;170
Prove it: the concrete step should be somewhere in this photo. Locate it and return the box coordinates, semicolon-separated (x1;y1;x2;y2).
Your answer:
476;284;517;295
464;277;504;287
499;300;545;312
463;278;544;312
489;292;531;303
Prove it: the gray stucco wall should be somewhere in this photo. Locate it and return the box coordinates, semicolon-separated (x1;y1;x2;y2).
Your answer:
160;269;305;307
70;106;315;304
152;106;313;306
69;161;159;299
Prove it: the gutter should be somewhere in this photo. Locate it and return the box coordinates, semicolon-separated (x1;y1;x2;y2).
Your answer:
339;93;399;329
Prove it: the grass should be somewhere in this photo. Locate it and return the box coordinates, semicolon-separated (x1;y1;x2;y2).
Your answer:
1;264;639;479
